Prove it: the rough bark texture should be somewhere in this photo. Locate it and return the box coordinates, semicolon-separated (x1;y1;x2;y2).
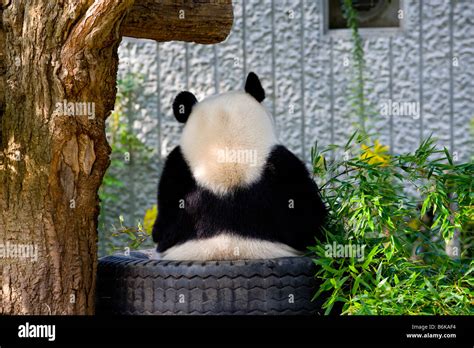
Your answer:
0;0;134;315
0;0;232;315
123;0;233;44
0;2;4;146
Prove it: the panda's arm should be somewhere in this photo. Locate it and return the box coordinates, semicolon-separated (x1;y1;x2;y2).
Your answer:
267;145;328;250
152;146;196;252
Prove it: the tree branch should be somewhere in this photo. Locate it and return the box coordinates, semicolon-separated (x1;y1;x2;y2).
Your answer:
122;0;233;44
61;0;135;97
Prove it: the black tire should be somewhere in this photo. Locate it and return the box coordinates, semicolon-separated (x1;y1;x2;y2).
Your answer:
97;251;323;315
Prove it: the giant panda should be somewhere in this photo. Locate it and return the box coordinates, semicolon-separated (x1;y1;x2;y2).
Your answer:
152;72;327;260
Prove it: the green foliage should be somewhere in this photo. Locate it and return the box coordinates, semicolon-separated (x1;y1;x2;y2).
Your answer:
309;132;474;315
98;72;154;255
343;0;369;133
108;215;151;251
311;0;473;315
311;242;473;315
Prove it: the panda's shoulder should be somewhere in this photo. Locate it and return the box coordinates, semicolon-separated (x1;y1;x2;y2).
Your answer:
166;145;185;161
162;146;193;180
165;146;187;167
266;145;308;173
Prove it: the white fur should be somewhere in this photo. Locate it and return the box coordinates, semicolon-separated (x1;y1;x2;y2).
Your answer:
156;233;302;261
180;91;277;196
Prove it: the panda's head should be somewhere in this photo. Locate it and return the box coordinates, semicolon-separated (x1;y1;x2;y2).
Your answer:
173;72;278;196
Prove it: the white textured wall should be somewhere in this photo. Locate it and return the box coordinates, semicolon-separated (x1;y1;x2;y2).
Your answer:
102;0;474;242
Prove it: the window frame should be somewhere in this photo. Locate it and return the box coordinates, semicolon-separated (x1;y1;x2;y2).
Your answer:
321;0;407;38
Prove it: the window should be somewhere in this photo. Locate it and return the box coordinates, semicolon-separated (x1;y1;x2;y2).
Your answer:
322;0;404;37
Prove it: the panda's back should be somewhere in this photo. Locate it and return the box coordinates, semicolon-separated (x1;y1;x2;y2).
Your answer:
153;145;326;260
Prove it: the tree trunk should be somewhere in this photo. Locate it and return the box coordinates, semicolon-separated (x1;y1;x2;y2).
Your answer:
0;0;232;315
0;0;134;315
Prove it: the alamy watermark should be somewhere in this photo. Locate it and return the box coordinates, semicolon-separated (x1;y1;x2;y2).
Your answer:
217;147;257;167
380;99;420;119
54;99;95;119
325;242;366;262
0;242;38;262
18;322;55;342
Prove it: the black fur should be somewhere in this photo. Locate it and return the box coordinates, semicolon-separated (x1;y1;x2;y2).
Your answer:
173;91;198;123
152;145;327;253
244;72;265;102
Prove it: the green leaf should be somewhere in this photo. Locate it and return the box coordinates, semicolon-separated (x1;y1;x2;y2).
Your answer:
352;275;362;295
393;274;400;285
362;245;379;269
345;130;358;149
377;277;388;288
349;264;359;274
444;147;453;166
376;261;383;283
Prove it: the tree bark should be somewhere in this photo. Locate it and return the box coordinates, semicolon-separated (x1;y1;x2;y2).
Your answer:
0;0;232;315
0;0;134;315
122;0;233;44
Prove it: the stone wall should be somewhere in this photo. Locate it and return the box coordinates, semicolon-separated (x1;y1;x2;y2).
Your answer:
99;0;474;254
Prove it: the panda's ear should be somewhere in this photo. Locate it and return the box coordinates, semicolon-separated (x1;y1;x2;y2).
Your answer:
245;72;265;103
173;91;198;123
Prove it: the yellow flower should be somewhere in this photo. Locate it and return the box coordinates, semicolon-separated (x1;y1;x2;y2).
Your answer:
313;154;326;174
360;140;390;166
143;204;158;235
407;218;421;230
